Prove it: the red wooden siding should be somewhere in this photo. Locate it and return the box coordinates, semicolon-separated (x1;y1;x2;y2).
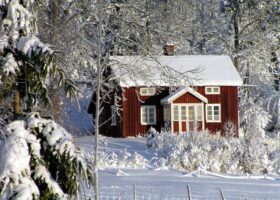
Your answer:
196;86;238;134
173;92;202;103
122;87;169;137
122;86;238;136
90;85;239;137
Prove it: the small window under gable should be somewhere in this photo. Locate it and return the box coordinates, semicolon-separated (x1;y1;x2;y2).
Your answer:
205;87;220;95
140;87;156;96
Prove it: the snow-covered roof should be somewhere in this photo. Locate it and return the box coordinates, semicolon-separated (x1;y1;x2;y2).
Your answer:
110;55;243;87
161;87;208;105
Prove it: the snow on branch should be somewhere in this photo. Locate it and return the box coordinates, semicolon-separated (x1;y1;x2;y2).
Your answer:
0;113;93;199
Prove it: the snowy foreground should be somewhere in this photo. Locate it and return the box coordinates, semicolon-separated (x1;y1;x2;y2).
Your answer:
75;136;280;200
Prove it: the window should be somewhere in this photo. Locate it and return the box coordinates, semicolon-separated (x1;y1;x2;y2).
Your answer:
205;87;220;95
163;105;171;121
181;106;187;120
196;105;203;121
173;104;203;121
174;105;179;121
206;104;221;122
141;106;156;125
140;88;156;96
111;105;117;126
188;106;195;121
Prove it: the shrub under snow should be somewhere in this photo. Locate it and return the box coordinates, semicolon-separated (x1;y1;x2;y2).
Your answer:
0;113;93;200
147;128;280;174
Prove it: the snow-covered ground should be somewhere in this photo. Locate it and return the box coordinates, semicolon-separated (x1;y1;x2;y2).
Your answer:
75;136;280;199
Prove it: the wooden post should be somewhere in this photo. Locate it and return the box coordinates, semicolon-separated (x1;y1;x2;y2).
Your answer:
220;188;225;200
14;90;21;115
133;183;136;200
187;184;192;200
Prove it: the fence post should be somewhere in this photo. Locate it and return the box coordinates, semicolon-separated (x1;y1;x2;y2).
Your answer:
219;188;225;200
187;184;192;200
133;183;136;200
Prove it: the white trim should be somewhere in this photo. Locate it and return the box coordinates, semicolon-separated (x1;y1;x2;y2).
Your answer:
171;103;174;133
172;103;205;132
140;105;156;125
201;103;205;131
140;87;156;96
205;87;220;95
111;105;117;126
161;87;208;105
206;104;221;123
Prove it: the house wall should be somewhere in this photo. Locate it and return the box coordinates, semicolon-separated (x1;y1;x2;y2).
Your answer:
122;86;238;137
194;86;238;133
122;87;169;137
89;86;238;137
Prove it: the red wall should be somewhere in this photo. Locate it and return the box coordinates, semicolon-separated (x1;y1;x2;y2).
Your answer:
121;86;238;137
122;87;168;137
198;86;238;133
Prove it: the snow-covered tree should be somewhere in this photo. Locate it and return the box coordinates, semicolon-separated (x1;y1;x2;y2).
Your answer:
0;1;94;199
0;113;93;199
0;0;76;117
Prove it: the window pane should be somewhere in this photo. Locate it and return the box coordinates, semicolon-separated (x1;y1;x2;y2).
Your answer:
197;105;202;121
214;115;220;121
149;112;154;119
214;106;219;115
142;108;147;123
141;88;155;96
213;88;219;93
206;88;212;93
148;88;155;95
207;110;212;115
207;106;213;121
188;106;194;121
181;106;186;120
149;116;155;123
164;105;171;121
174;106;179;121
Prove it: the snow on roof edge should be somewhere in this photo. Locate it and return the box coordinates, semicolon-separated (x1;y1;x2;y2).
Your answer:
111;55;243;87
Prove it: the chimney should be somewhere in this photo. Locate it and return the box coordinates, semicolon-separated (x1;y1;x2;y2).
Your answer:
164;43;175;56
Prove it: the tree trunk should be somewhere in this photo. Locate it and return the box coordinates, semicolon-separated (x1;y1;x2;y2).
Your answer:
233;7;240;71
14;90;21;115
94;4;102;200
271;49;279;91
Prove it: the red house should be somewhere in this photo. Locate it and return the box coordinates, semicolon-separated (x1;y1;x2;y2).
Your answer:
88;54;242;137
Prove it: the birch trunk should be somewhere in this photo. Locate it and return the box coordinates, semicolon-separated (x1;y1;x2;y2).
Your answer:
94;3;102;200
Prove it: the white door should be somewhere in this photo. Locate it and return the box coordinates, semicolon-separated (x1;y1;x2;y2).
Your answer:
173;104;204;132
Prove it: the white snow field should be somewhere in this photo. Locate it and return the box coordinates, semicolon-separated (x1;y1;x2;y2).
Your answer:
75;136;280;200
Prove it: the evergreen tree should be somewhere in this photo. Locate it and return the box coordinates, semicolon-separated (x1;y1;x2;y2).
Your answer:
0;0;76;117
0;1;94;199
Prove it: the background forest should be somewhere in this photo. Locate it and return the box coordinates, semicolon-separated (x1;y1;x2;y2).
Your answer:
0;0;280;199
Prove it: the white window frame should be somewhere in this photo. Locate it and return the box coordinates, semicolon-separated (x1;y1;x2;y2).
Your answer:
141;105;156;125
111;105;117;126
173;104;203;122
206;104;221;123
140;87;156;96
205;87;220;95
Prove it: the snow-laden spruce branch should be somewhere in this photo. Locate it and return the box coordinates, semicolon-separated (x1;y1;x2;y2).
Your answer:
0;113;94;199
